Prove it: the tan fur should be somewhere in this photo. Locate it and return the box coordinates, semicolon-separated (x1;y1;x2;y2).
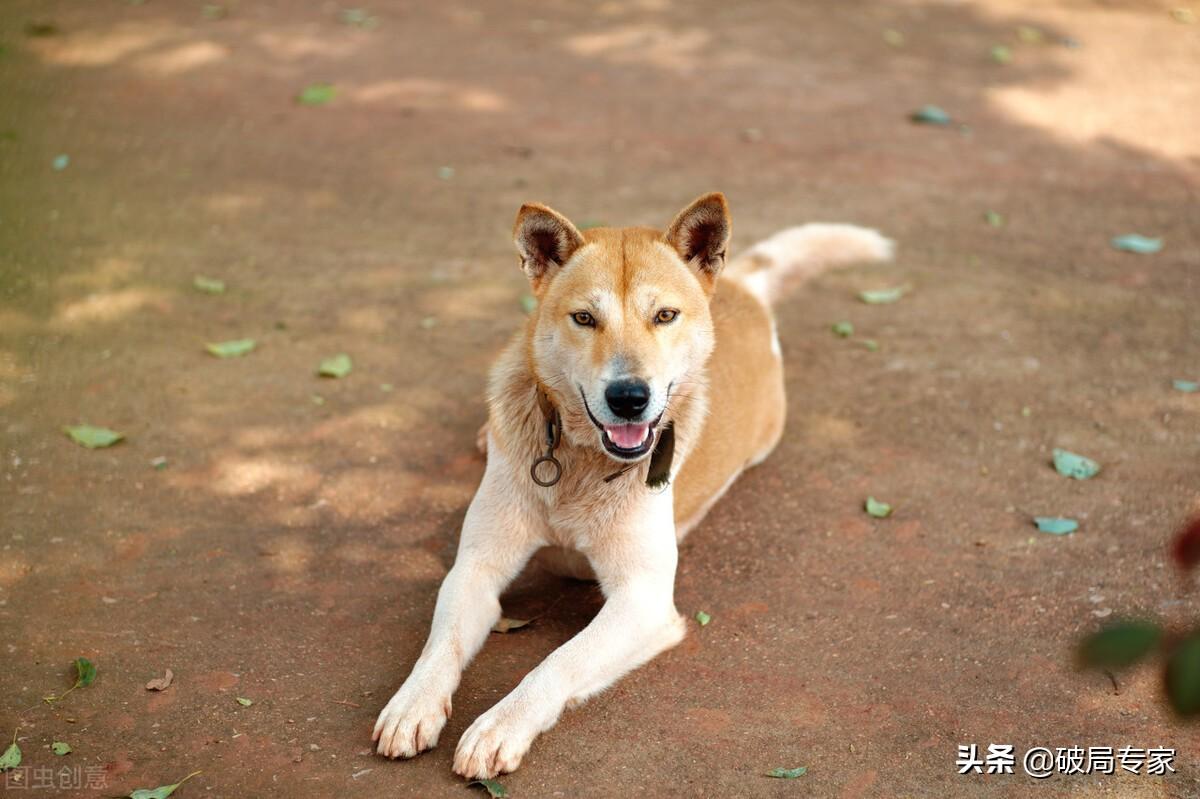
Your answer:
372;194;892;778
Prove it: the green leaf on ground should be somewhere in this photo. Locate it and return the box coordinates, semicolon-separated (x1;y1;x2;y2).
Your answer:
317;353;353;378
1079;621;1161;669
766;766;807;779
52;741;71;756
205;339;256;358
192;276;226;294
882;29;904;47
859;338;880;352
1052;448;1100;480
519;294;538;314
1167;634;1200;715
74;657;97;687
0;739;20;771
341;9;380;28
831;321;854;338
910;105;951;125
151;456;169;470
236;697;253;707
468;778;508;798
990;45;1012;64
577;219;606;230
52;154;70;171
865;497;892;518
1034;516;1078;535
1171;8;1197;24
64;425;124;449
437;166;455;180
984;210;1005;227
859;286;907;304
128;771;202;799
1172;379;1198;393
491;618;530;633
1111;234;1162;254
297;84;335;106
695;610;712;626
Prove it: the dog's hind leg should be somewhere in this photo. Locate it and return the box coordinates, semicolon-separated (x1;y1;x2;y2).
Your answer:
453;490;684;779
373;440;541;759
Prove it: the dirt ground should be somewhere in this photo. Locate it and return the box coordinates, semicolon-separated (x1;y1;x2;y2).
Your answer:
2;1;1199;797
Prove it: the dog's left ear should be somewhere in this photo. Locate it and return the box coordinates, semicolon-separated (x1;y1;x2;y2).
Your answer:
513;203;586;289
665;192;731;287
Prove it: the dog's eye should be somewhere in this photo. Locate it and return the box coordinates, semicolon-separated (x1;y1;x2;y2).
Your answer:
654;308;679;325
571;311;595;327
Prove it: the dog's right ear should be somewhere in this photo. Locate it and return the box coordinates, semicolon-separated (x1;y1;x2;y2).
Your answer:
513;203;585;288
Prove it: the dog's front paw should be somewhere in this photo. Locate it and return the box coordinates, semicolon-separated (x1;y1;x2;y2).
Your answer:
372;683;452;759
453;700;541;779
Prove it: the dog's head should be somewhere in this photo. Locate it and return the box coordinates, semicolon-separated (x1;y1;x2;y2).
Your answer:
514;193;731;462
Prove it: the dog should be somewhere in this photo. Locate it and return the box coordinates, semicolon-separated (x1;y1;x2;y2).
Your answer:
372;193;892;778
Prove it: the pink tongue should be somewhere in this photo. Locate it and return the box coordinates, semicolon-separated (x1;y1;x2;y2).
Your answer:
606;424;649;449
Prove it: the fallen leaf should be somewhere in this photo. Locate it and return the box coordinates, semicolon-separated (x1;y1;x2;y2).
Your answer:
1173;379;1198;393
859;338;880;352
831;321;854;338
297;84;335;106
468;778;508;798
145;669;174;691
1166;634;1200;715
1034;517;1078;535
52;741;71;756
127;771;201;799
984;210;1005;227
236;697;253;707
341;9;380;28
695;610;712;626
1079;621;1160;669
1170;8;1196;24
577;219;606;230
75;657;96;687
25;21;60;37
151;456;169;470
491;618;530;633
766;766;807;779
201;4;226;20
192;276;226;294
519;294;537;314
990;45;1012;64
64;425;123;449
0;737;19;771
419;316;437;329
865;497;892;518
437;166;455;180
205;339;256;358
1052;448;1100;480
882;29;904;47
910;105;951;125
858;286;908;304
52;154;70;171
1111;234;1162;254
317;354;353;378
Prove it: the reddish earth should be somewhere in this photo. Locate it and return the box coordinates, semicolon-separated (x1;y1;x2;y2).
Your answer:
2;1;1199;797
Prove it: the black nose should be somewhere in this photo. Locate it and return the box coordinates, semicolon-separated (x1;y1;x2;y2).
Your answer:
605;379;650;420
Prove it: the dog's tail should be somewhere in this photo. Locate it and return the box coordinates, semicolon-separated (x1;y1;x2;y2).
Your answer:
725;223;894;307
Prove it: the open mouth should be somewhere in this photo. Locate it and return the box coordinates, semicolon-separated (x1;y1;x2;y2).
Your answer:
580;388;662;460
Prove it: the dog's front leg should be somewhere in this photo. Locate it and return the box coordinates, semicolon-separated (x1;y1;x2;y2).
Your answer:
453;493;685;779
373;444;540;759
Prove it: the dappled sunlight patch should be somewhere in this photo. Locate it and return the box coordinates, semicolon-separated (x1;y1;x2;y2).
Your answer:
319;467;420;523
261;533;315;575
27;21;178;67
380;546;448;582
136;40;229;75
985;9;1200;161
209;455;321;497
253;30;359;61
203;191;266;216
310;396;440;440
417;281;522;324
55;256;143;292
350;78;507;112
799;412;860;448
52;287;170;327
0;310;39;337
563;24;713;71
337;305;391;334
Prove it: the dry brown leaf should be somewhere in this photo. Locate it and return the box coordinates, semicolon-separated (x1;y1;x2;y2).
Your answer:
145;669;174;691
